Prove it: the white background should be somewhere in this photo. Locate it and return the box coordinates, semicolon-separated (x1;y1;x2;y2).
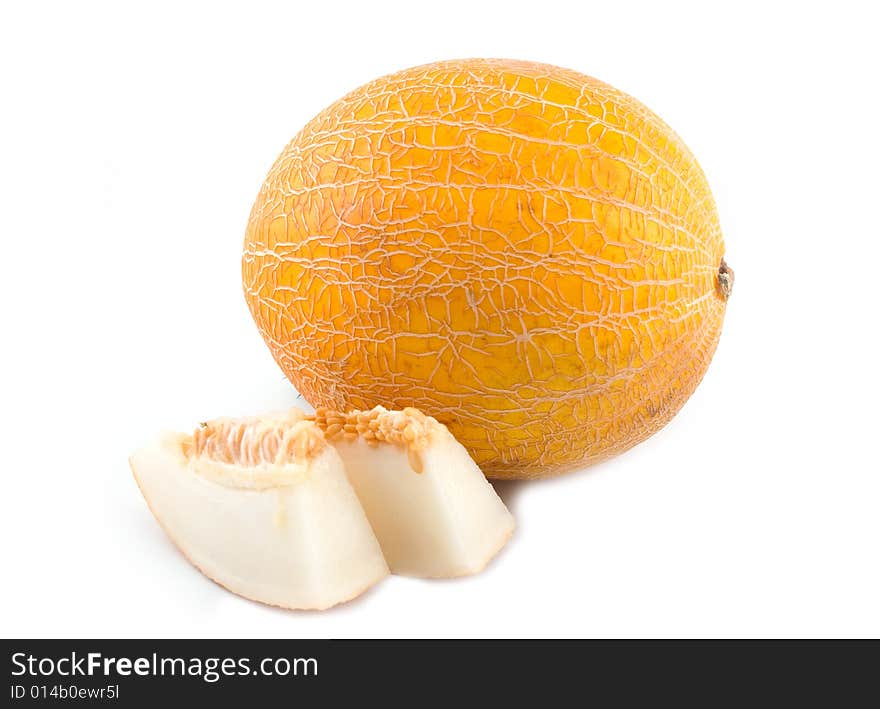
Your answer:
2;0;878;638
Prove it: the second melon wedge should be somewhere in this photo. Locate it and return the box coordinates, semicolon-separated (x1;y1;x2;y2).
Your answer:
311;406;515;578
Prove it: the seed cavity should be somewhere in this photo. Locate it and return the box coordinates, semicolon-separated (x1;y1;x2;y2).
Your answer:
313;405;439;474
191;411;323;466
312;405;438;453
189;405;440;473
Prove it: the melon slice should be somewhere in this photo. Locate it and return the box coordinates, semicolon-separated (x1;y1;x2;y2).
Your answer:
310;406;515;578
130;415;389;610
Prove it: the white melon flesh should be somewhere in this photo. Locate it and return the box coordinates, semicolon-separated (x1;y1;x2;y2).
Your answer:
314;407;515;578
130;422;388;610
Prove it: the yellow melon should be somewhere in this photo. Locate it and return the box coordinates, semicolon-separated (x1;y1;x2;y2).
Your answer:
243;58;732;479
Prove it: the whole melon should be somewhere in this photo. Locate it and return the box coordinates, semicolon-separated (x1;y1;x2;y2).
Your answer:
243;58;732;479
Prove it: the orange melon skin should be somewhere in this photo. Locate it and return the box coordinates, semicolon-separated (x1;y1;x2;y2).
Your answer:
243;59;730;479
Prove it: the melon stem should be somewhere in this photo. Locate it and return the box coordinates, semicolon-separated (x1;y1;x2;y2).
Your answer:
718;259;734;299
